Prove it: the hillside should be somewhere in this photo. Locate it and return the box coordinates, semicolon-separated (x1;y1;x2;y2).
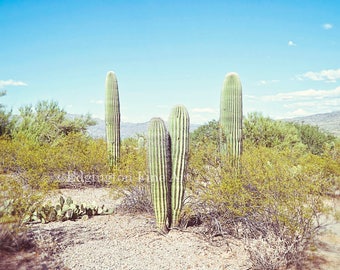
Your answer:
283;111;340;137
87;111;339;138
87;120;149;139
87;118;200;139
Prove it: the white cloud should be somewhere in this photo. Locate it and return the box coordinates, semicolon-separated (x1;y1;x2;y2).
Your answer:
156;105;169;109
285;109;310;118
190;114;216;124
257;80;279;85
263;87;340;102
189;107;218;123
323;23;333;30
297;68;340;82
90;99;104;104
258;86;340;119
92;114;104;120
0;79;27;88
191;107;217;113
288;40;296;46
284;101;318;108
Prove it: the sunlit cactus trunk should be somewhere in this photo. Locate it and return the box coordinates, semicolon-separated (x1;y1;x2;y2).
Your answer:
105;71;120;170
147;118;170;233
169;105;190;227
220;72;243;161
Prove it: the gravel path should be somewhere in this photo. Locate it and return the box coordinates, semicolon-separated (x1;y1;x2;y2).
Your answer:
27;188;250;270
2;188;339;270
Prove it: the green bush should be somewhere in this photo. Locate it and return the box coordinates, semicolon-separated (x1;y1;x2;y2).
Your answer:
51;133;108;175
110;137;150;213
293;122;336;155
187;129;339;268
243;112;301;149
13;100;95;144
111;137;148;187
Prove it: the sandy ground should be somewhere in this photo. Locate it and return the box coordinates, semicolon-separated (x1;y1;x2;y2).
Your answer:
1;188;339;270
308;197;340;270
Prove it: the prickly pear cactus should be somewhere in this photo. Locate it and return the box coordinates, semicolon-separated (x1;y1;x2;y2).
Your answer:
22;196;114;223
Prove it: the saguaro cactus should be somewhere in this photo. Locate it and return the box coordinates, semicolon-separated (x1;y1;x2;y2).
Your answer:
169;105;190;227
147;118;170;233
137;136;145;150
220;72;243;159
105;71;120;169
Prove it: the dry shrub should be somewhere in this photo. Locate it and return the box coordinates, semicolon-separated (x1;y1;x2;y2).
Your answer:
187;143;338;269
0;223;33;252
110;137;151;214
116;183;153;214
245;231;293;270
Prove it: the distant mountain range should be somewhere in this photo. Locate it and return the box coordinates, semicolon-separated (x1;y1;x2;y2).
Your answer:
86;111;340;138
283;111;340;137
87;119;200;139
88;120;148;139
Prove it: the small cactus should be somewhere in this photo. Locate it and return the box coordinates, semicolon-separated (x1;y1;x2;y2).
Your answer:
20;196;114;223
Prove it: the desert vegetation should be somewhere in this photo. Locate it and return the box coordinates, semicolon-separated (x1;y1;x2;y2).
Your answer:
0;73;339;269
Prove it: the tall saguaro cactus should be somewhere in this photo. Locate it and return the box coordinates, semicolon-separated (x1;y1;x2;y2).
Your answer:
169;105;190;227
105;71;121;169
147;118;170;233
220;72;243;159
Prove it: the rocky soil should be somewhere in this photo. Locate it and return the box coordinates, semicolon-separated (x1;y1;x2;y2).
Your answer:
1;187;339;270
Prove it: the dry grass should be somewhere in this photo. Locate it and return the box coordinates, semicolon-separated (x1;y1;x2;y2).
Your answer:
0;223;33;252
116;184;153;214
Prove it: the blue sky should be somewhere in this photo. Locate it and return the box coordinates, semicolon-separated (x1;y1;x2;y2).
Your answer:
1;0;339;124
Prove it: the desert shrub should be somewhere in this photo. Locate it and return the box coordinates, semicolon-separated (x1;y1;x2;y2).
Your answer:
0;135;53;253
293;122;336;155
0;135;58;190
110;137;151;213
243;112;337;156
187;140;338;269
0;223;33;253
0;132;108;187
0;174;50;223
0;172;49;254
52;134;108;186
327;139;340;191
110;137;148;187
243;112;302;150
190;120;219;147
0;137;15;173
116;183;153;214
0;132;109;252
0;91;15;137
13;100;95;144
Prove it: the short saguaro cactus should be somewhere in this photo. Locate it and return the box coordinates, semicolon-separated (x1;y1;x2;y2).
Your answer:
147;105;190;232
220;72;243;161
168;105;190;227
147;117;171;233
